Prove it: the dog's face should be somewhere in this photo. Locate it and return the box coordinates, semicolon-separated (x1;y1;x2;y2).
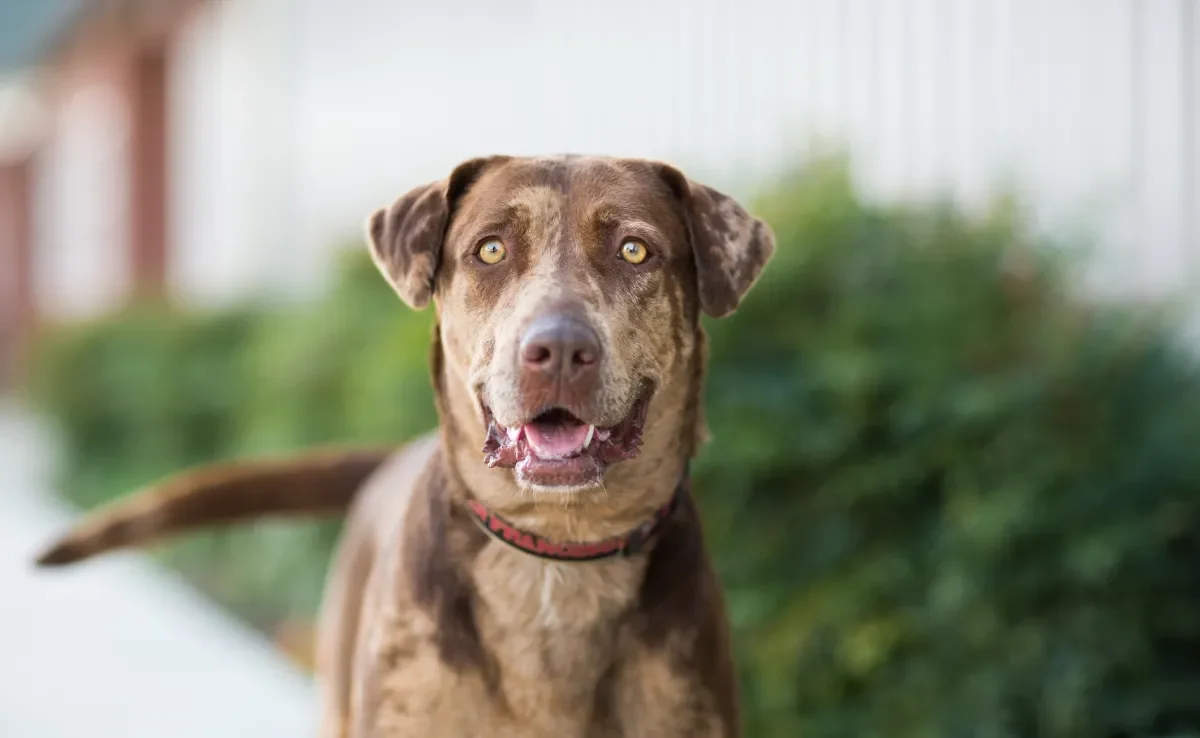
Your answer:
367;156;773;501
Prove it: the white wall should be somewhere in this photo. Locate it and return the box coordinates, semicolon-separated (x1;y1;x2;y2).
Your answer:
34;80;130;321
168;0;303;306
169;0;1200;306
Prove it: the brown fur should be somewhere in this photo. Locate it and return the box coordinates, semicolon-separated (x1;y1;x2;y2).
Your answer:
35;446;393;566
36;155;775;738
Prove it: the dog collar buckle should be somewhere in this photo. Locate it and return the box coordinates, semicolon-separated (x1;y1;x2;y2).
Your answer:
622;479;685;557
619;520;655;557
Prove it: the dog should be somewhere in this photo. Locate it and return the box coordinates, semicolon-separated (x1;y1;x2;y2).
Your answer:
35;154;776;737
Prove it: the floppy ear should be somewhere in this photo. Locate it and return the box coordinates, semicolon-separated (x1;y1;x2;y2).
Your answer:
365;157;503;309
657;165;776;318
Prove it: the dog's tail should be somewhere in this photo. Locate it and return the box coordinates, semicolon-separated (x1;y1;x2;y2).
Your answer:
34;445;394;567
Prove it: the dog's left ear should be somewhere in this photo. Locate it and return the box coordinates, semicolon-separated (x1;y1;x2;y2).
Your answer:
365;156;504;309
656;165;776;318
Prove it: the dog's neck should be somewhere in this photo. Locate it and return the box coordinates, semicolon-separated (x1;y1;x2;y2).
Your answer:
463;474;687;562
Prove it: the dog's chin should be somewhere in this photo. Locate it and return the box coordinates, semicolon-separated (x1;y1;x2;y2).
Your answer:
517;457;605;495
480;388;652;492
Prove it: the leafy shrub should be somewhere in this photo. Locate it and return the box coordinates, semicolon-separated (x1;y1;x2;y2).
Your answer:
29;304;261;507
25;156;1200;736
26;248;436;629
697;158;1200;738
236;248;436;453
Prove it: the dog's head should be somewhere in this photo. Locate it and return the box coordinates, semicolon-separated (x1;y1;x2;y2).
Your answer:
367;156;773;508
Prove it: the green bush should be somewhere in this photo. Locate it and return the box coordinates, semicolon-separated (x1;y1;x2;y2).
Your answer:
27;248;436;628
29;304;262;508
237;248;437;454
697;159;1200;737
25;157;1200;736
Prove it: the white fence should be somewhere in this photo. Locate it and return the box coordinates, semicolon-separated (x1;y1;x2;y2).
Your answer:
147;0;1200;304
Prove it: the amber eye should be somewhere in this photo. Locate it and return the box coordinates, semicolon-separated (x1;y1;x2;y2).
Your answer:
477;239;506;264
619;239;649;265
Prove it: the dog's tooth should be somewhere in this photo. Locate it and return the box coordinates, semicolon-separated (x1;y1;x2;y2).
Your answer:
597;428;612;442
583;425;596;448
507;426;522;441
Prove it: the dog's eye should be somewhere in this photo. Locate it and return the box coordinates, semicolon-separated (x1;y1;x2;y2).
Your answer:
619;239;649;265
477;239;506;265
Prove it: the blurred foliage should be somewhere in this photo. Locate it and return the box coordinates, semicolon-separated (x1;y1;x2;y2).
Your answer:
26;156;1200;737
28;250;437;627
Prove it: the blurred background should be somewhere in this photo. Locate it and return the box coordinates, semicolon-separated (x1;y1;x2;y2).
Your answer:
1;0;1199;736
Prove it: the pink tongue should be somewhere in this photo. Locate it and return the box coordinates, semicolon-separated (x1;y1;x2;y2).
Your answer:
524;421;591;458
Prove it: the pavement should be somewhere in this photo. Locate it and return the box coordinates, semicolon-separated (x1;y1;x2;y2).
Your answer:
0;403;317;737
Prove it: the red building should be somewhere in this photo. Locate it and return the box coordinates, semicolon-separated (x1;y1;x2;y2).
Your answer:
0;0;201;387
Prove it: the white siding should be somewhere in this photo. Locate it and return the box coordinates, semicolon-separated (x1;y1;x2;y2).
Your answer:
168;0;1200;305
168;0;302;306
34;81;129;320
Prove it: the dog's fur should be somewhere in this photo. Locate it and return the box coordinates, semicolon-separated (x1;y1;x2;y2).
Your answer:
36;155;775;737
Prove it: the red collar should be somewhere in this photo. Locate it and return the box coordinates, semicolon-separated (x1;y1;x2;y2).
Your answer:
465;479;686;562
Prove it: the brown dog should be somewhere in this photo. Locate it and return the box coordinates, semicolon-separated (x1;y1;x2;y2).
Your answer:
36;154;775;737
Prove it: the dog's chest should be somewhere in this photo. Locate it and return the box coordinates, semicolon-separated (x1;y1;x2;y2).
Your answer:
477;552;639;659
365;555;647;736
473;552;645;729
359;540;730;737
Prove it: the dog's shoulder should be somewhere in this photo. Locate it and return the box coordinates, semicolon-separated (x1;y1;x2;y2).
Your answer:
348;434;507;734
616;492;741;735
342;432;438;546
353;431;490;670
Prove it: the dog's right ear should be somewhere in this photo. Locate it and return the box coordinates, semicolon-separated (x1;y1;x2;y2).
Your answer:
365;157;503;309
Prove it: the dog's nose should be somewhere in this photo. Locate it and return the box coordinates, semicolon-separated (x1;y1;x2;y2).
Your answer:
519;314;602;382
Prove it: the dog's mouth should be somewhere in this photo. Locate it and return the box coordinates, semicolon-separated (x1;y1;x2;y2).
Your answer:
481;388;651;488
